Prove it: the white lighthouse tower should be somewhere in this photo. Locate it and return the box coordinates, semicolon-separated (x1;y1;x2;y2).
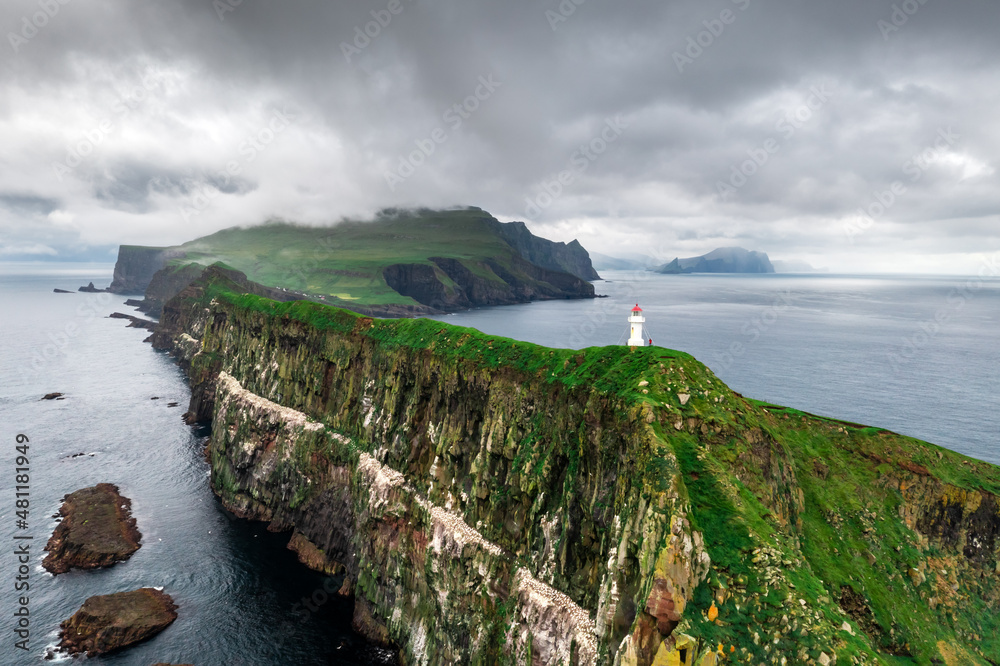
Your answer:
627;304;647;347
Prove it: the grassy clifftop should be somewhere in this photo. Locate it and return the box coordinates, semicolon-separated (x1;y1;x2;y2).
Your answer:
161;268;1000;665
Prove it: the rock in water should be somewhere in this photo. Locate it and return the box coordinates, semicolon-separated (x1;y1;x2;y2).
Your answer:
58;588;177;656
43;483;141;574
108;311;157;330
40;392;64;400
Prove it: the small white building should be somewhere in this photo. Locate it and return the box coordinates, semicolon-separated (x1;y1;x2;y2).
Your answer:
627;304;648;347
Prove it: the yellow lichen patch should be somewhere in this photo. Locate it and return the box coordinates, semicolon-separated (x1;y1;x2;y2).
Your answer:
707;602;718;621
936;640;979;666
652;633;700;666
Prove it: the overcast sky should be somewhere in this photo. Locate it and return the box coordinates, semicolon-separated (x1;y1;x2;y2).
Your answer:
0;0;998;272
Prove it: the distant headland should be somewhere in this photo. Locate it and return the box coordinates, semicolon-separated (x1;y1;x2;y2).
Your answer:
104;207;601;318
592;247;827;274
654;247;774;274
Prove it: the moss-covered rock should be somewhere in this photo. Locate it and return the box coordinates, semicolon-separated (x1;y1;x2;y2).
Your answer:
154;268;1000;665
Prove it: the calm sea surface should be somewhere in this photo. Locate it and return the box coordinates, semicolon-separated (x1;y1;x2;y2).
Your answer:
431;270;1000;466
0;264;392;665
2;264;998;664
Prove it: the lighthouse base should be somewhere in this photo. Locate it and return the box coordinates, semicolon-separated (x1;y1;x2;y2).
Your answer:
627;338;645;347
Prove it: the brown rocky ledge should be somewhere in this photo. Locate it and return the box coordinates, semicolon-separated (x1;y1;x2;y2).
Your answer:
58;588;177;656
43;483;141;574
109;311;158;330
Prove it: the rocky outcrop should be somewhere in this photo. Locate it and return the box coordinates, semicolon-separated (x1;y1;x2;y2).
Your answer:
486;218;601;281
150;269;1000;665
78;281;109;293
109;312;157;330
109;245;177;294
58;588;177;656
43;483;141;574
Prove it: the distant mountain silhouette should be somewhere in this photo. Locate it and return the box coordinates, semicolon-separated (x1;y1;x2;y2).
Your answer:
653;247;774;274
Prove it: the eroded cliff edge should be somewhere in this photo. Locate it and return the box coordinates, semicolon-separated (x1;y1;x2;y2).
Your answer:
153;267;1000;665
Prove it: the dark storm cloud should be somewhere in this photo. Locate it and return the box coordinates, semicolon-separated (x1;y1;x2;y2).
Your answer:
0;0;998;271
0;193;59;216
88;160;257;214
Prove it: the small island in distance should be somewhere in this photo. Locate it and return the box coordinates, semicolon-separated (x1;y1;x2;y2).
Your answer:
592;247;828;274
654;247;775;274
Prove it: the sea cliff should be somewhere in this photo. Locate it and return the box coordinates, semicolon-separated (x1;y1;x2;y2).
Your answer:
109;245;176;294
152;267;1000;665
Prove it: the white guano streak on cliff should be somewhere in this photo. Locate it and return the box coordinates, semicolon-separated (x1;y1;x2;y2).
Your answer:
218;371;324;433
216;372;598;665
514;568;599;665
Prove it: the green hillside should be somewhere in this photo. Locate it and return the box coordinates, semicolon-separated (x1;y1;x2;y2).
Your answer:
157;265;1000;665
111;207;599;316
171;208;511;305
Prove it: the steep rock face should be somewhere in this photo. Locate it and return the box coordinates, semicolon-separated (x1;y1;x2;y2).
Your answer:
109;246;177;293
210;369;609;664
382;255;596;312
487;219;602;281
433;255;594;305
136;262;208;317
148;266;300;423
154;273;1000;665
382;263;464;311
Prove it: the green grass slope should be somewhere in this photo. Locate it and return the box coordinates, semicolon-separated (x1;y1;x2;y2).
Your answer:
162;207;575;308
195;270;1000;665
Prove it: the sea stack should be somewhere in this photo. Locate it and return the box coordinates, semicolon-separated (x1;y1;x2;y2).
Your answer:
58;588;177;656
43;483;142;574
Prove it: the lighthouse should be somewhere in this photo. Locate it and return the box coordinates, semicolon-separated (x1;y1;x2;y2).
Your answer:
627;304;647;347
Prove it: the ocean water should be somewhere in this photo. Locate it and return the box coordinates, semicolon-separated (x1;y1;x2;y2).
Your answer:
0;264;393;665
431;270;1000;465
2;264;998;665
